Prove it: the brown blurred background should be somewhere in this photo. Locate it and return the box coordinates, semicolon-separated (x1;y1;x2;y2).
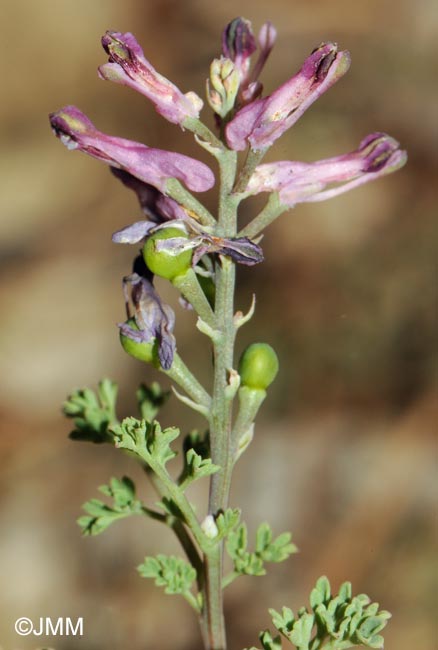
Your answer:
0;1;436;649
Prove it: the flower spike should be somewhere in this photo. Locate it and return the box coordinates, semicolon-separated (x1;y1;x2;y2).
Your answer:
244;133;407;206
99;31;203;125
226;42;351;151
49;106;215;193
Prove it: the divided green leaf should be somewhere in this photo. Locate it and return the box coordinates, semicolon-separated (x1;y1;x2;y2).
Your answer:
257;576;391;650
64;378;118;443
226;522;297;578
136;382;170;422
216;508;241;540
138;554;196;597
78;476;143;535
178;448;220;489
111;417;180;469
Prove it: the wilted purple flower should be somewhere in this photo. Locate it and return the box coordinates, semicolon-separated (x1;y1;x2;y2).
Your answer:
243;133;407;206
121;255;176;369
49;106;215;193
226;42;351;151
221;18;277;106
99;31;203;125
113;220;264;267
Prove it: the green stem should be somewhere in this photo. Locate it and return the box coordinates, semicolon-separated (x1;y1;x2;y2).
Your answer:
173;268;216;327
221;571;239;589
166;178;216;228
139;451;209;552
163;353;211;409
231;387;266;456
237;193;285;239
183;590;202;612
144;467;204;589
183;117;226;157
232;147;268;194
201;149;239;650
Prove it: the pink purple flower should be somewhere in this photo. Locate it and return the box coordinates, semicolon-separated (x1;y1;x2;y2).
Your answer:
99;31;203;125
243;133;407;206
49;106;214;193
226;42;350;151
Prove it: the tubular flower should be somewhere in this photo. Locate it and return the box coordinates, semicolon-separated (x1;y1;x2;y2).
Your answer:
49;106;214;193
243;133;407;206
99;31;203;125
226;42;351;151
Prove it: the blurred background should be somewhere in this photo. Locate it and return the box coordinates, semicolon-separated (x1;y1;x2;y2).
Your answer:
0;0;436;648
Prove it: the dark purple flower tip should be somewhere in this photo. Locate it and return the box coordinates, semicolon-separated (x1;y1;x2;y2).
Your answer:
49;106;215;193
99;31;203;125
222;17;257;63
101;30;141;62
358;132;407;173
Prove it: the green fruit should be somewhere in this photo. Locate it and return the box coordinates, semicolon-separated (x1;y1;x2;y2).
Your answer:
143;227;192;280
238;343;279;390
119;319;157;363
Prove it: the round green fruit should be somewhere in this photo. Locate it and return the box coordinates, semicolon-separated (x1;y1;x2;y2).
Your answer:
238;343;279;390
143;227;192;280
119;319;156;363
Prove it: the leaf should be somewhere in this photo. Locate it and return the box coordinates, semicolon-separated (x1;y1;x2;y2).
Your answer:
337;582;352;604
64;378;118;443
258;576;391;650
78;476;143;536
226;522;296;579
269;607;295;636
289;613;314;649
259;630;283;650
111;417;180;469
257;525;298;563
111;417;147;453
138;554;196;596
310;576;331;609
146;421;180;466
216;508;241;540
136;382;170;421
179;448;220;489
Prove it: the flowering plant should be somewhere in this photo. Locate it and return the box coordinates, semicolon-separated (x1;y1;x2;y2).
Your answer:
51;17;406;650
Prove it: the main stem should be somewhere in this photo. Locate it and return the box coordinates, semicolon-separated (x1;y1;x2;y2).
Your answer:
201;150;238;650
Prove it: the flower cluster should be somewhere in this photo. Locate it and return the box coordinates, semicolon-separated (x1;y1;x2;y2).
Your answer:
49;17;406;371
